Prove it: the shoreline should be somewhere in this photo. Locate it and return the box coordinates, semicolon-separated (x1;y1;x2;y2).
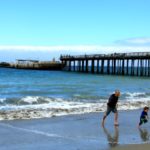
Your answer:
0;107;145;121
0;109;150;150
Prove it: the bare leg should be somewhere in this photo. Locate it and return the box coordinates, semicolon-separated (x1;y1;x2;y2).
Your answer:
102;114;107;127
114;112;119;126
102;106;111;127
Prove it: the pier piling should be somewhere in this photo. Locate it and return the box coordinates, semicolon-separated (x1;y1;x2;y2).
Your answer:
60;52;150;77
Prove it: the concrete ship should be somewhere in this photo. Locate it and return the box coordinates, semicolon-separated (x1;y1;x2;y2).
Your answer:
0;59;64;70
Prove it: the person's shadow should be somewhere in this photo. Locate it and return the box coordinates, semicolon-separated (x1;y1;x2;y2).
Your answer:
139;128;150;142
102;126;119;148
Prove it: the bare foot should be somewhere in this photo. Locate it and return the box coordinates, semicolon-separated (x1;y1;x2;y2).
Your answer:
114;123;119;126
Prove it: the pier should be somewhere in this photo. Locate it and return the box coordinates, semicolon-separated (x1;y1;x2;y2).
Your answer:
60;52;150;77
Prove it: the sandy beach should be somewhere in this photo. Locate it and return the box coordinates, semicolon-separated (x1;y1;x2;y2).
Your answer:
112;143;150;150
0;109;150;150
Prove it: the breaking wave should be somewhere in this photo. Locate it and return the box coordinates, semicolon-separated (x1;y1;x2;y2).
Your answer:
0;92;150;120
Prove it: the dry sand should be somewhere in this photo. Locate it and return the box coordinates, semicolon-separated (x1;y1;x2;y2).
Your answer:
111;143;150;150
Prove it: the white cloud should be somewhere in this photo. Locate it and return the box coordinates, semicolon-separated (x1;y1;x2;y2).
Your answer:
0;45;150;62
126;38;150;44
0;45;150;54
116;37;150;45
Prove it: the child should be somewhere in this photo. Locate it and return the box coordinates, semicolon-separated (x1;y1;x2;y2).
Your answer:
138;106;149;127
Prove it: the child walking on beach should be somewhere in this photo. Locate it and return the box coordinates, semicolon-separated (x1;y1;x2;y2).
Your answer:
138;106;149;127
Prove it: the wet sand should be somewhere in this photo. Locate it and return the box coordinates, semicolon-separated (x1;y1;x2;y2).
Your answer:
0;109;150;150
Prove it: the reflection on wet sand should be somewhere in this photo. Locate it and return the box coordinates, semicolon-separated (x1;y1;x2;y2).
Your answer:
139;128;150;142
102;126;119;147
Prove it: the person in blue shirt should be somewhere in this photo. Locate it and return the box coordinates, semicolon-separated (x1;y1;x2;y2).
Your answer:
138;106;149;127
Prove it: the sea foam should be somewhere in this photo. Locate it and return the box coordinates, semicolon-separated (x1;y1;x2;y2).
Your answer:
0;93;150;120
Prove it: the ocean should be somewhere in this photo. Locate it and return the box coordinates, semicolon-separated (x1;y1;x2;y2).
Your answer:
0;67;150;120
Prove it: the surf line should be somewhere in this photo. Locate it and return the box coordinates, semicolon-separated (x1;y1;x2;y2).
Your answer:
0;122;66;139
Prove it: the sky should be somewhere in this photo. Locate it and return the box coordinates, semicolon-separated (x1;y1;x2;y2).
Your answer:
0;0;150;62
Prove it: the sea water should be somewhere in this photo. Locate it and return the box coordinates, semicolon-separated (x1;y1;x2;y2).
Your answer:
0;68;150;120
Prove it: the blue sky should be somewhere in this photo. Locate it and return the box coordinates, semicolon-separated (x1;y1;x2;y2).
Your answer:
0;0;150;61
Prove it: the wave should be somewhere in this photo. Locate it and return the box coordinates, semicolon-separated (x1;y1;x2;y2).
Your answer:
0;94;150;120
0;96;59;105
1;92;149;105
121;92;150;100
